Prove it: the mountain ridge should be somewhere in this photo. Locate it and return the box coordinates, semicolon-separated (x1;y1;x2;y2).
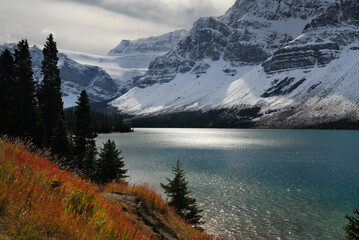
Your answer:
110;0;359;128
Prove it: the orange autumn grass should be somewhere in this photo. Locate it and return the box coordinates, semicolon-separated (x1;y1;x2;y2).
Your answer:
103;183;218;239
0;138;218;239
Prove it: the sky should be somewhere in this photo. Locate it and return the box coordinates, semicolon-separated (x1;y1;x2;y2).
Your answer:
0;0;235;55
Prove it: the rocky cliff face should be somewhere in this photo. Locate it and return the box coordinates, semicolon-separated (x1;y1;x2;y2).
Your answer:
263;0;359;73
139;0;338;85
111;0;359;128
106;30;188;87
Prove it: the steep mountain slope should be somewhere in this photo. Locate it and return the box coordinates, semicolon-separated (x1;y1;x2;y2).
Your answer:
111;0;359;128
136;0;335;85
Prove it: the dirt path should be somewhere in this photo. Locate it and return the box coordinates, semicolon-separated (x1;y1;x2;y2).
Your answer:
102;192;179;240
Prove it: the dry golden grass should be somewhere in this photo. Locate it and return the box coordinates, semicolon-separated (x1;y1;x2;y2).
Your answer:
0;139;219;239
0;139;148;239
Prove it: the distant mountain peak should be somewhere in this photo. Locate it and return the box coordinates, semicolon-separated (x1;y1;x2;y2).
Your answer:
108;29;188;56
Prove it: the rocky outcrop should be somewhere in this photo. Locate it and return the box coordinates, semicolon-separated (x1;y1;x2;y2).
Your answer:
137;17;233;85
262;43;340;73
107;30;188;87
263;0;359;74
102;192;178;240
220;0;333;23
58;55;118;102
139;0;335;86
224;42;269;64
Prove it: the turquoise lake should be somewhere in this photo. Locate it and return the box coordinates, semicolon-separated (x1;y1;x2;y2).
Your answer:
97;128;359;239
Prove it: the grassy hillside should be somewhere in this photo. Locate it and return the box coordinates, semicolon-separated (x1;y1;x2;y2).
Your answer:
0;138;217;239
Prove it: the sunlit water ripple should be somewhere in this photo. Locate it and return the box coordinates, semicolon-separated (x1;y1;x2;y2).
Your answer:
97;128;359;239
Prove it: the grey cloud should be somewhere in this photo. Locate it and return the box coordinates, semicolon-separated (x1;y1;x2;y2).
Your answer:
0;0;234;54
55;0;224;28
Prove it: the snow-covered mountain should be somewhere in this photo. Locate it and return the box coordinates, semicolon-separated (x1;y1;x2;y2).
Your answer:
111;0;359;128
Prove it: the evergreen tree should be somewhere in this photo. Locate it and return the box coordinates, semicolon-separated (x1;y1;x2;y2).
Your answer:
83;143;97;180
12;40;45;147
345;205;359;239
51;113;73;166
0;49;14;135
73;89;97;170
65;108;132;134
95;140;128;184
160;160;204;226
38;34;66;146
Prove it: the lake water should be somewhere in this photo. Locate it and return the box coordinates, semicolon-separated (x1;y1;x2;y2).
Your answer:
97;128;359;240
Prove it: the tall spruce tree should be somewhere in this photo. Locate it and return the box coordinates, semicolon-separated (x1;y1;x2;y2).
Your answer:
73;89;97;170
161;160;204;226
95;140;128;184
12;40;45;147
38;34;72;160
38;34;65;142
0;49;15;135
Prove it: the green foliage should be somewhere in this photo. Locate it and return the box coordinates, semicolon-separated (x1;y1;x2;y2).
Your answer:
345;205;359;239
161;160;204;226
38;34;71;159
50;113;73;166
65;108;132;133
65;190;95;218
12;39;46;147
95;140;128;184
38;34;63;139
73;90;97;170
0;49;14;135
91;110;132;133
83;143;97;180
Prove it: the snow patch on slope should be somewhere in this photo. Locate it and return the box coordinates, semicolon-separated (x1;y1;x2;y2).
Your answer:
112;44;359;127
111;60;260;115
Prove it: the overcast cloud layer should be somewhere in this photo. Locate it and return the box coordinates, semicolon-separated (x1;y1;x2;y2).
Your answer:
0;0;234;55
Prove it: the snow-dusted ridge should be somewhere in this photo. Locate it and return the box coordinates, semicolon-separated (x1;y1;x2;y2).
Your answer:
110;0;359;128
108;29;188;56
